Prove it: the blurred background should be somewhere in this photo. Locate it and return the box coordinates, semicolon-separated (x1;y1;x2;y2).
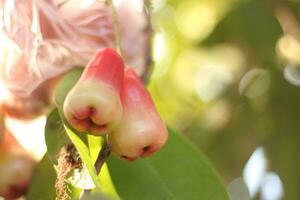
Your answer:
149;0;300;199
2;0;300;199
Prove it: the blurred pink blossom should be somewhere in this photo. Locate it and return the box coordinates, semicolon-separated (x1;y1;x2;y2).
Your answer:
0;0;150;119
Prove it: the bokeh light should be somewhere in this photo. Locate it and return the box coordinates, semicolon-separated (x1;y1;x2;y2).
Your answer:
243;147;268;197
283;64;300;86
260;172;284;200
239;68;271;99
5;116;47;160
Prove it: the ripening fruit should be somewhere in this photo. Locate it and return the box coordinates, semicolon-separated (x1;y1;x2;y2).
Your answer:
0;132;35;199
108;68;168;161
63;48;124;136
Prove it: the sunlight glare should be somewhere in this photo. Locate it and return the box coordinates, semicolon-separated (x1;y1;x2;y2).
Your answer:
261;172;284;200
177;1;217;41
153;33;165;62
277;34;300;64
5;116;47;160
243;147;267;198
112;0;122;6
228;177;251;200
152;0;166;12
0;81;9;102
202;100;231;131
283;64;300;86
131;0;144;13
239;68;271;99
195;61;232;102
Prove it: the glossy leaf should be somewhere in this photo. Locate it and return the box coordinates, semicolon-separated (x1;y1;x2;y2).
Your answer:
26;156;56;200
45;109;70;164
107;128;230;200
65;126;102;190
80;193;117;200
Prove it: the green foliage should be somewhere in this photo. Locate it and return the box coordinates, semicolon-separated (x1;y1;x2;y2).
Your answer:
45;109;70;164
26;156;56;200
80;193;117;200
64;126;102;191
107;128;230;200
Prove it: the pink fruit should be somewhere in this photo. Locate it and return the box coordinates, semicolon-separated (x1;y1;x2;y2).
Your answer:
63;48;124;136
0;132;35;199
108;68;168;161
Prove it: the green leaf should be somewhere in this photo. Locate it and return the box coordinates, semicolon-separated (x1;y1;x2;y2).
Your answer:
26;156;56;200
107;128;230;200
80;193;117;200
45;109;70;164
65;126;102;191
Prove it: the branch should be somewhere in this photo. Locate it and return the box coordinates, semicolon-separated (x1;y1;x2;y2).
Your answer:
107;0;122;56
94;140;111;174
141;0;154;84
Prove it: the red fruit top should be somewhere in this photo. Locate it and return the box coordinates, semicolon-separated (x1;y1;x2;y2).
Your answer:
121;68;156;110
81;48;124;92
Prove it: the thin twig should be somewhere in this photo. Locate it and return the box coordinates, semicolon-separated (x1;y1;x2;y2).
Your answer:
95;140;112;174
107;0;122;56
141;0;154;84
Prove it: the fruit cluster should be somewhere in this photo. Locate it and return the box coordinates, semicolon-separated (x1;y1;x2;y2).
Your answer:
63;48;168;160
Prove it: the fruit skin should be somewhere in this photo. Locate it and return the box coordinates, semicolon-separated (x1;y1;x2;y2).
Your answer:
0;131;35;200
63;48;124;136
108;68;168;161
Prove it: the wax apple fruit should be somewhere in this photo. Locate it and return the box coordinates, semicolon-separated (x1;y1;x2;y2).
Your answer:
108;69;168;160
63;48;124;136
0;132;35;199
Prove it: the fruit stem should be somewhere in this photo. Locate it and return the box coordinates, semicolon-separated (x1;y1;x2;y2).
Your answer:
107;0;122;56
95;139;111;174
141;0;154;84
